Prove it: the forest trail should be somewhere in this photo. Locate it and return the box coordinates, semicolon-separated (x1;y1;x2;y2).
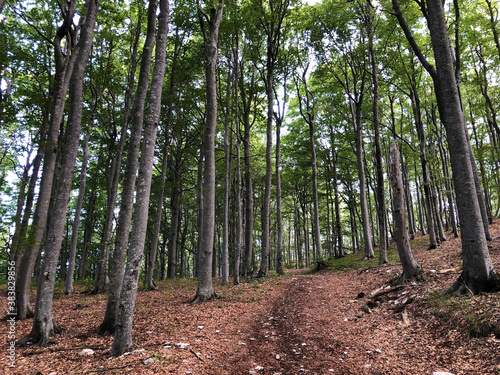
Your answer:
2;231;500;374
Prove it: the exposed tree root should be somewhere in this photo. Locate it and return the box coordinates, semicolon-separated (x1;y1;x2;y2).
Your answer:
190;292;218;305
447;272;500;296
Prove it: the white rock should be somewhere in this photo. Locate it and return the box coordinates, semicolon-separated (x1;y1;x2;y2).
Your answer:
275;354;281;360
433;373;454;375
175;343;190;349
78;349;94;356
375;349;382;354
143;358;155;365
255;365;264;371
197;325;204;329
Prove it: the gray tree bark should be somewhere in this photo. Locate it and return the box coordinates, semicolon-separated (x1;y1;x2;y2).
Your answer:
192;1;224;303
98;0;159;335
111;0;169;356
296;68;322;261
419;0;499;294
365;6;387;264
14;0;77;321
18;0;98;345
233;33;243;285
94;14;141;294
64;130;90;295
390;141;421;282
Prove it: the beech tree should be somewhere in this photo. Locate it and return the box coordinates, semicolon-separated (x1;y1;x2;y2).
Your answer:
390;141;421;281
18;0;98;345
192;0;224;303
98;0;159;335
14;0;78;321
111;0;169;355
391;0;500;294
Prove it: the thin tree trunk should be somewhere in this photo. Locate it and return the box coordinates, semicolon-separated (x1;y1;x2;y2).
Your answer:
64;130;90;295
167;167;181;279
192;1;224;303
233;32;243;285
367;9;388;263
95;12;142;294
409;84;438;248
353;101;374;259
243;115;254;276
390;141;421;282
221;66;232;285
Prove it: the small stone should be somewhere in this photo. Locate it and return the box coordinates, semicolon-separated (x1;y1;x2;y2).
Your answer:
275;354;281;360
238;341;247;346
143;358;155;365
361;305;372;314
363;364;371;368
78;349;94;356
433;373;454;375
175;343;190;349
255;365;264;371
375;349;382;354
48;373;57;375
197;325;204;329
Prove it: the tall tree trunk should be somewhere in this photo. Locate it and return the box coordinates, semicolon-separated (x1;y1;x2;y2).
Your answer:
366;8;388;264
145;137;169;289
14;0;77;321
167;165;181;279
296;69;322;261
275;109;284;275
353;101;374;259
192;1;224;303
257;36;274;279
18;0;98;345
390;141;421;282
78;190;96;280
64;130;90;295
144;33;179;288
233;33;243;285
111;0;169;356
98;0;159;335
409;84;438;249
243;114;254;276
95;11;141;294
426;0;499;294
221;66;232;285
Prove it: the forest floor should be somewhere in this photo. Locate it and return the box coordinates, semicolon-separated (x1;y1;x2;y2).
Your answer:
2;224;500;375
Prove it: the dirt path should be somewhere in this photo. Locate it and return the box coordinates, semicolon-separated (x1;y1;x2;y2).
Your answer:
227;269;499;375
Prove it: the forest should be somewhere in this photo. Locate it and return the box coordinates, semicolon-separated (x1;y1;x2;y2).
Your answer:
1;0;500;371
